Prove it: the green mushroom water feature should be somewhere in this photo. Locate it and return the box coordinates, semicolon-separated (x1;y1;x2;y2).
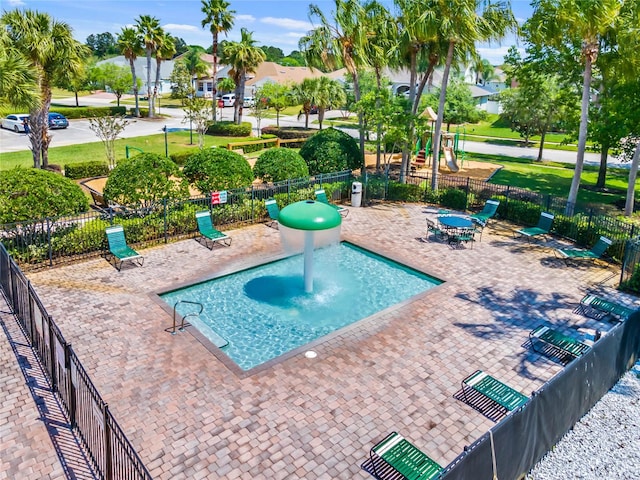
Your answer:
277;200;342;293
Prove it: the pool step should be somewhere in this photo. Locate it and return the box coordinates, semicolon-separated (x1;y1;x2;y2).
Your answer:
208;330;229;349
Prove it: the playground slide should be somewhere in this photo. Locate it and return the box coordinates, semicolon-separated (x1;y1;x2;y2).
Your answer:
443;146;459;173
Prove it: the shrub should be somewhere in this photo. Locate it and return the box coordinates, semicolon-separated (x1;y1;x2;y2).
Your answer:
253;148;309;183
299;128;361;175
170;148;201;166
104;153;189;208
387;182;422;202
50;106;127;119
64;161;109;179
439;188;468;210
0;168;89;223
260;126;316;147
207;121;252;137
183;148;253;193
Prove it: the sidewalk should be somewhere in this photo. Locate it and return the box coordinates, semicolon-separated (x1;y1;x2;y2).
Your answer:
0;297;98;479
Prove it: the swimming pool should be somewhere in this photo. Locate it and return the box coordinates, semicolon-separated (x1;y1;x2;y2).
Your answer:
160;242;442;371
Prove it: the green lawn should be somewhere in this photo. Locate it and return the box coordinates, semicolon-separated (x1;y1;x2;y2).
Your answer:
466;153;636;207
463;117;568;144
0;132;255;170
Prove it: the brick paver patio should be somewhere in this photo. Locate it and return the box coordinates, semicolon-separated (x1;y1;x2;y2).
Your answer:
3;203;634;479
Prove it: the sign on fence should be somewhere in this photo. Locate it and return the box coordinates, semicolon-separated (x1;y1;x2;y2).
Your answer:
211;190;228;205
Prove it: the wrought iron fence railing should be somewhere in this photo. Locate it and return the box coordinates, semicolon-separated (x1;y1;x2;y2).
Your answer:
0;242;153;480
0;171;352;270
1;168;638;274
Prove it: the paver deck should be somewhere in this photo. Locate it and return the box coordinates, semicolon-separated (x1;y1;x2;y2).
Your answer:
2;203;631;479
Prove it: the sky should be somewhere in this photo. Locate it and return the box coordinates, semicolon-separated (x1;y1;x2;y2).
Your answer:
3;0;534;65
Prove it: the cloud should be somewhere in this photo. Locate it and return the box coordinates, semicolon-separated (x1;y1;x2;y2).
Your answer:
476;44;523;64
236;14;256;22
163;24;200;33
6;0;25;5
260;17;313;31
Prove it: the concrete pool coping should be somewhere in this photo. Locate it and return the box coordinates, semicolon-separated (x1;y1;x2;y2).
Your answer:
151;237;448;378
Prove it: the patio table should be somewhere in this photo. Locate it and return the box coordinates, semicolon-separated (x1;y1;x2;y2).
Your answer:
437;215;474;229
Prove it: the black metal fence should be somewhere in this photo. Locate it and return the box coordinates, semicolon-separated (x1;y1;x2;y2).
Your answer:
359;170;636;261
621;236;640;287
2;168;638;271
0;242;153;480
0;170;352;270
438;312;640;480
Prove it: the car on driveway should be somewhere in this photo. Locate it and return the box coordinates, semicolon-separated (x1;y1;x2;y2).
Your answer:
1;114;30;133
48;112;69;129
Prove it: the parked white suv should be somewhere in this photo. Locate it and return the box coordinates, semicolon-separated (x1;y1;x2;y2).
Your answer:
221;94;236;107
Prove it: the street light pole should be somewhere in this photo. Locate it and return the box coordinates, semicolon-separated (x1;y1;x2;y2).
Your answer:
189;118;193;145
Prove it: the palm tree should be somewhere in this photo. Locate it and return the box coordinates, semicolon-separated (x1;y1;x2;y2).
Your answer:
314;76;346;129
431;0;516;190
135;15;163;118
220;28;265;124
363;0;396;170
299;0;369;169
393;0;446;180
291;78;318;128
527;0;623;215
153;32;176;112
181;47;210;93
0;30;38;110
1;9;88;169
201;0;235;121
472;57;496;85
117;27;143;117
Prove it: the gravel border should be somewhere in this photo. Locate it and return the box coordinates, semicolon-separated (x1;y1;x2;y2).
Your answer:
527;362;640;479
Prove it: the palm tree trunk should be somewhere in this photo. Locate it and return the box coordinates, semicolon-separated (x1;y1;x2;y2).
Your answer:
154;58;162;115
212;33;218;122
146;51;153;117
352;72;365;173
431;40;455;190
624;141;640;216
130;59;140;117
237;78;245;125
375;68;382;172
566;53;594;216
401;50;418;183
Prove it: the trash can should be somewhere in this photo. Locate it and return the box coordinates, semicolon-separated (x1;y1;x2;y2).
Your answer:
351;181;362;207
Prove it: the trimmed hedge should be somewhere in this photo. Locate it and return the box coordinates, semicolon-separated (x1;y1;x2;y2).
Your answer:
207;121;252;137
299;127;361;175
260;126;316;147
64;161;109;179
51;106;126;119
253;148;309;183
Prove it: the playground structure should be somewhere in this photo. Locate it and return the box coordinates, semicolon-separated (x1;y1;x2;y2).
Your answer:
412;107;466;173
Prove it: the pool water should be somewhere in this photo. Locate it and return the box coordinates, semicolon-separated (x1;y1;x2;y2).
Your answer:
160;242;441;371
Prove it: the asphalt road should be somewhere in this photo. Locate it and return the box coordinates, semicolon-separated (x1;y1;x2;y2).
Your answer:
0;93;623;167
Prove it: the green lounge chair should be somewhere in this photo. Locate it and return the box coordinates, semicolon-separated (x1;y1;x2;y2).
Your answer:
315;188;348;217
579;294;635;321
265;199;280;229
195;210;232;249
470;199;500;226
514;212;554;241
363;432;442;480
462;370;528;412
554;236;611;265
529;325;590;359
105;225;144;271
